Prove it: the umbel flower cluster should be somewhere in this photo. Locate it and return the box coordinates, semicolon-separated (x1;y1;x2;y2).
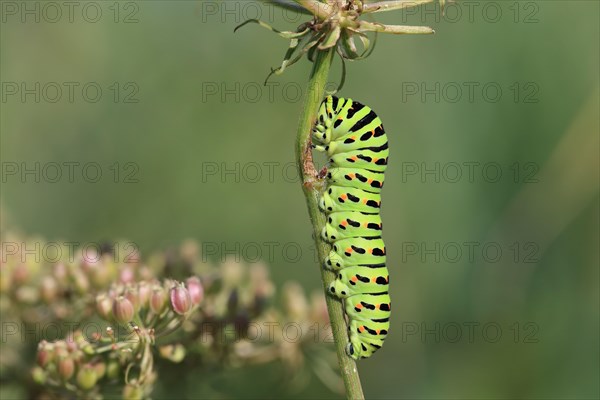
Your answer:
237;0;439;86
32;277;202;399
0;233;338;399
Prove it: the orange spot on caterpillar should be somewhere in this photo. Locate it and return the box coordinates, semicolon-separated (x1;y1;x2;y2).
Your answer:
351;276;358;282
351;136;357;140
376;329;381;335
367;179;373;184
362;199;367;204
359;326;366;333
341;220;348;227
340;194;347;200
346;247;353;253
356;303;363;309
368;248;373;254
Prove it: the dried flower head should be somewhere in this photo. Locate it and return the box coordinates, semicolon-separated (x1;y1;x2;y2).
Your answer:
236;0;440;87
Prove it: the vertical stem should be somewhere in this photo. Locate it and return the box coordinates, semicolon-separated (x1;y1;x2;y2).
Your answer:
295;49;365;400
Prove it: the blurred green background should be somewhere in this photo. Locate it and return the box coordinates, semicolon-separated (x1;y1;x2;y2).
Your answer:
1;0;598;398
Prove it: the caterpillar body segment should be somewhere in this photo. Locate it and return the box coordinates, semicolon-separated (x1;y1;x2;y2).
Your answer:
321;211;382;241
344;293;391;323
329;266;390;297
347;318;387;358
328;149;389;172
313;95;391;359
322;131;388;155
326;168;385;192
327;237;387;269
319;186;382;214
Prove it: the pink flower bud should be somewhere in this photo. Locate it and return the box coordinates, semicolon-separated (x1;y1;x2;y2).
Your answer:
58;356;75;380
185;277;204;305
81;247;100;268
94;362;106;379
124;288;140;312
137;281;151;308
96;294;113;320
119;266;135;284
112;296;134;324
170;285;191;315
36;341;53;367
150;287;167;314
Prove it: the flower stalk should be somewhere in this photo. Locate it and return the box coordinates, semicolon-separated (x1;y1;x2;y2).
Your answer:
294;48;365;400
284;1;440;398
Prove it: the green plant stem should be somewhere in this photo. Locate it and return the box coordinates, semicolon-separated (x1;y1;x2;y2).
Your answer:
295;49;365;400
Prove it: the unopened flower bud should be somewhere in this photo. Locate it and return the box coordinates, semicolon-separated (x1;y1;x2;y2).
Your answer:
186;277;204;305
66;338;78;352
76;364;98;390
150;287;167;314
106;360;120;380
54;342;68;359
124;287;140;312
170;285;192;315
73;270;90;293
90;260;112;288
123;384;144;400
37;341;53;367
96;294;113;320
72;330;86;347
119;266;135;283
31;366;47;385
58;356;75;380
94;362;106;379
53;262;68;285
40;276;58;303
81;247;100;268
137;281;151;308
112;296;135;324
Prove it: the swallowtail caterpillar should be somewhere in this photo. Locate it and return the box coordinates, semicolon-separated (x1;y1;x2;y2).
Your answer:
312;96;390;360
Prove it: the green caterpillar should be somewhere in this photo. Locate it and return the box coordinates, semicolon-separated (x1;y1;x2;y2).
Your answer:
312;95;390;360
